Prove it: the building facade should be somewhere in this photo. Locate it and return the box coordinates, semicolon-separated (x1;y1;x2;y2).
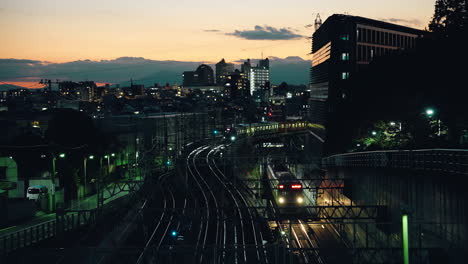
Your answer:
242;58;270;96
215;59;235;85
183;64;215;87
224;69;249;99
309;14;425;124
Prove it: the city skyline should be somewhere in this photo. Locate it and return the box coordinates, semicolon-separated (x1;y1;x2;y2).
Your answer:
1;0;434;64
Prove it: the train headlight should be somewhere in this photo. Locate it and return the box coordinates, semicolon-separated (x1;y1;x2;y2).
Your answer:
297;197;304;204
278;197;285;204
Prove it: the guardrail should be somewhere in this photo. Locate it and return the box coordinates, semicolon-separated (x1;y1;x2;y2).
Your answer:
0;210;97;255
322;149;468;175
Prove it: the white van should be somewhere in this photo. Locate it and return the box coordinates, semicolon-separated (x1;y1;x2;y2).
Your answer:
26;185;48;200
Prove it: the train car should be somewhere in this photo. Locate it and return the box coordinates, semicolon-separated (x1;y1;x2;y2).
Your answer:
232;121;324;140
267;160;306;214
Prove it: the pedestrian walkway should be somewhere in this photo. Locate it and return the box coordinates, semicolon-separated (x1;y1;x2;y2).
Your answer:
0;182;135;237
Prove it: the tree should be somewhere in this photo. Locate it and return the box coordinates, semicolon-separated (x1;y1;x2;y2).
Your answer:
429;0;468;37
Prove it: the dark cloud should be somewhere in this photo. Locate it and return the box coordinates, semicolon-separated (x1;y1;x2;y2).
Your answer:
380;18;422;27
227;25;304;40
203;29;221;32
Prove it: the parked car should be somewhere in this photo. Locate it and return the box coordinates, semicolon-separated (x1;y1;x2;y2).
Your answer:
26;185;48;201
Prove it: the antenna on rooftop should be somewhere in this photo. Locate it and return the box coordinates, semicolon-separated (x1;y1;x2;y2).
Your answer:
315;13;322;31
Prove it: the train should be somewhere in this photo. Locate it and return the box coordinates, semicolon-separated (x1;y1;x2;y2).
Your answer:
267;159;307;214
223;121;324;141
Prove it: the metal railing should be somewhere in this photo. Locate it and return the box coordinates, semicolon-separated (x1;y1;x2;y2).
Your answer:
323;149;468;175
0;210;97;255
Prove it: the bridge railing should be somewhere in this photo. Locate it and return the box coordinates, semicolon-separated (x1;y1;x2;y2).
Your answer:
323;149;468;175
0;210;96;255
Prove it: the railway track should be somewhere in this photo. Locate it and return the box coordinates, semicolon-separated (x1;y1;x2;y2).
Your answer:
187;146;221;263
208;144;269;264
136;173;176;264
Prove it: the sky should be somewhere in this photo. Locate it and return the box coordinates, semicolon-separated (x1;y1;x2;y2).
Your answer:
1;0;435;63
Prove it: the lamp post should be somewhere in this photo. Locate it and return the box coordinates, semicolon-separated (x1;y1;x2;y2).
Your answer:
425;108;440;136
83;155;94;197
104;155;110;175
50;153;65;212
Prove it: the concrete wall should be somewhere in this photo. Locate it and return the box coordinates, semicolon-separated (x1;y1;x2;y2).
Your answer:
326;166;468;248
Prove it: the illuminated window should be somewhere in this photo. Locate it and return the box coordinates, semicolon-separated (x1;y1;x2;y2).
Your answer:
341;53;350;61
341;72;350;80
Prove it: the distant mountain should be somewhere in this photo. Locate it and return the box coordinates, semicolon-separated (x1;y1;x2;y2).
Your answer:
0;56;311;87
0;84;25;91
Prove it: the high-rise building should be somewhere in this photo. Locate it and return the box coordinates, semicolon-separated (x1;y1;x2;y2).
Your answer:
242;58;270;95
224;69;249;99
215;58;235;85
183;64;215;86
309;14;425;124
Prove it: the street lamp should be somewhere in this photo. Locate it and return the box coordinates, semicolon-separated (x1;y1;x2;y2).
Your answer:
425;108;435;117
372;131;377;136
425;107;440;136
50;153;66;212
83;155;94;197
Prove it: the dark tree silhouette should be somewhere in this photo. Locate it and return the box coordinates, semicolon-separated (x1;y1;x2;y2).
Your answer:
429;0;468;37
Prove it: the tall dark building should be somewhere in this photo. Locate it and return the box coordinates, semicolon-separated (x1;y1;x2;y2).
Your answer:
183;64;215;86
224;69;249;99
215;58;234;85
309;14;425;124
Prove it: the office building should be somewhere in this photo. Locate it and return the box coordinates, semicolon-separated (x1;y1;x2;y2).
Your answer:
309;14;425;124
215;59;235;85
183;64;215;87
242;58;270;95
224;69;249;99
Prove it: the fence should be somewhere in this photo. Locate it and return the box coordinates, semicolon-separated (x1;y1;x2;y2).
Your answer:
323;149;468;175
0;209;97;255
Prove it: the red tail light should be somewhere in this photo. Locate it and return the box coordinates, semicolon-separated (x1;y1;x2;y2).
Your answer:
278;184;284;189
291;184;302;189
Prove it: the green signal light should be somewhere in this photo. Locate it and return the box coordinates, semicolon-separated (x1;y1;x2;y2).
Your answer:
59;153;66;158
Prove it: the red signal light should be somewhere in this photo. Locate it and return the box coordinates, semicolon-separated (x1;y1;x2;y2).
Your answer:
291;184;302;189
278;184;284;189
268;112;273;116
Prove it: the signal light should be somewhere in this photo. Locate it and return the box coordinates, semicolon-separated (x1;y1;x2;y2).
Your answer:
278;184;284;189
171;230;178;237
291;184;302;189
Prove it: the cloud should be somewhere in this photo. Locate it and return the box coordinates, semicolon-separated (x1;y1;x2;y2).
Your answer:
227;25;304;40
203;29;221;32
380;18;422;27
